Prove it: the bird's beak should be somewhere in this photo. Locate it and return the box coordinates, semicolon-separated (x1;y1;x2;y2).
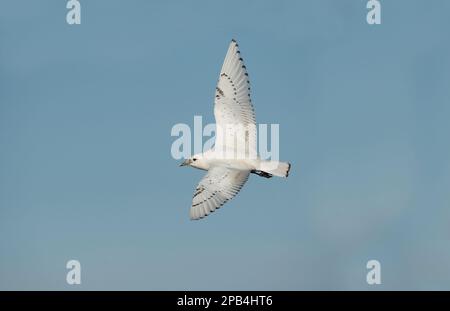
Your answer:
179;159;190;167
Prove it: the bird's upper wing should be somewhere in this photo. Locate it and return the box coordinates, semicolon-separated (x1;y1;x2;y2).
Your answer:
190;166;250;220
214;40;257;156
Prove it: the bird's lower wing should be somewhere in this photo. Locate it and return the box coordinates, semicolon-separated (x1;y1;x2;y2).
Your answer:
190;166;250;220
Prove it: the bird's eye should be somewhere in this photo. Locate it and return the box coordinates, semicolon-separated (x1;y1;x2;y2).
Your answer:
193;158;197;161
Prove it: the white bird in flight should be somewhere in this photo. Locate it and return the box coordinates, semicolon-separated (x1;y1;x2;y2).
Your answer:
180;39;291;220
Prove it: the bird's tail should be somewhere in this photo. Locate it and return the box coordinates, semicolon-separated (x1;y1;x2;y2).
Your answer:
257;161;291;178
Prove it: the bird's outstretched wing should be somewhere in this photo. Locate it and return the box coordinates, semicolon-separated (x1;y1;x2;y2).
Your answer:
190;166;250;220
214;40;257;156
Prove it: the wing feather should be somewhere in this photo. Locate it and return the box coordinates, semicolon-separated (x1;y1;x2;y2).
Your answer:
214;40;257;157
190;166;250;220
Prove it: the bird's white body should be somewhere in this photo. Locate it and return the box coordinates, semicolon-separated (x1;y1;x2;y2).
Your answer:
181;40;291;220
188;149;257;171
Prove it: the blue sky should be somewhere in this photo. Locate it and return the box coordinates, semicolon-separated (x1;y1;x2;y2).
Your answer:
1;0;450;290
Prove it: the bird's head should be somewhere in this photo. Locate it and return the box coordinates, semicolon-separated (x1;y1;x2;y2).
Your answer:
179;153;208;170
